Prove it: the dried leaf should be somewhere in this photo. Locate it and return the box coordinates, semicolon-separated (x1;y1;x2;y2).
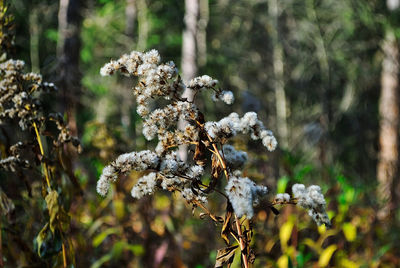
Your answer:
201;154;222;194
214;245;238;268
221;202;233;245
211;154;223;179
199;213;208;219
248;248;256;264
0;188;14;216
194;112;207;166
45;190;60;233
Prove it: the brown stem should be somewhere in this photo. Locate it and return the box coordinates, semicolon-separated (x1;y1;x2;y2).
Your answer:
235;215;249;268
62;242;67;268
193;200;221;223
271;199;298;206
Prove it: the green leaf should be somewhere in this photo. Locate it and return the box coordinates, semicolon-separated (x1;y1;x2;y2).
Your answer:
90;254;112;268
44;29;58;42
294;165;313;181
92;227;119;247
126;244;145;256
277;176;289;193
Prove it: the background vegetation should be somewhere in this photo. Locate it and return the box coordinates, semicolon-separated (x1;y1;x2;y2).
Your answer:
1;0;400;267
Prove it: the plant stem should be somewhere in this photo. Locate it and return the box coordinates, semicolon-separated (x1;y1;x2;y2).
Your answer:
33;122;51;189
62;242;67;268
235;214;249;268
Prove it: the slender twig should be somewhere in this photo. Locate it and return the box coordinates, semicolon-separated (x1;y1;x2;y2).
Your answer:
271;199;298;206
193;200;221;223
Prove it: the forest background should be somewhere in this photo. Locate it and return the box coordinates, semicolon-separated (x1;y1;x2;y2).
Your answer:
1;0;400;267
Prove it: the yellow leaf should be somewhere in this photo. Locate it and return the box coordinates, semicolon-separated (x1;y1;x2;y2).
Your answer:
303;238;320;253
113;199;125;220
277;255;289;268
36;223;50;256
318;224;326;235
318;245;337;267
280;219;294;251
342;222;357;242
339;258;360;268
265;239;275;253
45;190;59;233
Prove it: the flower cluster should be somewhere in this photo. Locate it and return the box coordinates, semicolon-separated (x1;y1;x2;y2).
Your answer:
98;50;275;204
188;75;218;89
97;49;330;231
204;112;277;151
275;193;290;202
292;184;331;227
97;150;160;196
0;59;56;130
95;48;335;268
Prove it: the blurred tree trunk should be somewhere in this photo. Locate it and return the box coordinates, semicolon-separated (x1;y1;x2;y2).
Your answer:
29;8;40;73
197;0;208;67
123;0;137;145
377;29;399;220
268;0;288;149
179;0;199;161
57;0;83;195
307;0;332;174
181;0;199;93
125;0;136;37
136;0;148;51
57;0;82;137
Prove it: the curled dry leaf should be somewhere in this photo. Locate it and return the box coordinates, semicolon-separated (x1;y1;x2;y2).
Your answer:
214;245;238;268
221;201;233;245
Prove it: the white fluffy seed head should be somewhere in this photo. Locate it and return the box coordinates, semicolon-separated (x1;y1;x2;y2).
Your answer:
275;193;290;202
225;176;268;218
131;172;158;199
221;144;248;169
292;183;331;227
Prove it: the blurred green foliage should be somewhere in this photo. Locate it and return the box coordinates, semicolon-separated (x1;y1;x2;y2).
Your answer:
0;0;399;267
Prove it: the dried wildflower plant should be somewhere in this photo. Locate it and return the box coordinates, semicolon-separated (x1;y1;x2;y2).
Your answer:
98;49;331;267
0;58;80;265
0;59;80;170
